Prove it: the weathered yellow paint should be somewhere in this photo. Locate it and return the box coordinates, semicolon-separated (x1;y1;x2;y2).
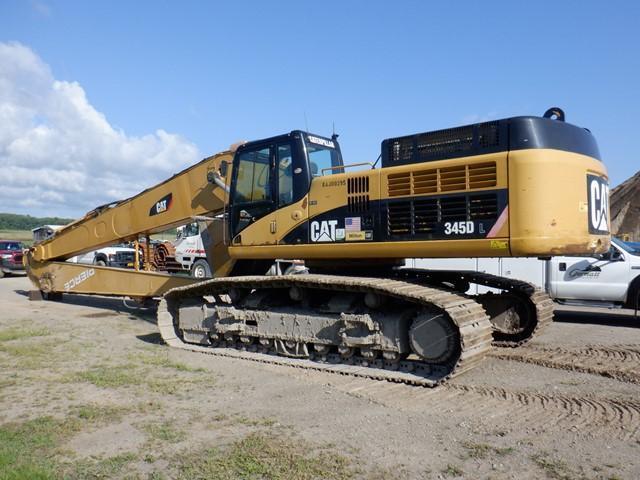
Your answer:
26;260;198;297
31;151;233;262
508;149;609;256
229;239;511;260
231;147;608;259
25;137;609;300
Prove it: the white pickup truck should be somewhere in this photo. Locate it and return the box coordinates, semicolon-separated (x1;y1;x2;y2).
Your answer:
32;225;138;269
409;237;640;309
547;237;640;308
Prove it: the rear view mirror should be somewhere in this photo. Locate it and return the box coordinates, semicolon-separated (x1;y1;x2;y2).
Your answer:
219;161;229;177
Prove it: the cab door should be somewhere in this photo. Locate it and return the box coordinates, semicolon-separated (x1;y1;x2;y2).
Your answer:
228;144;277;245
248;141;309;245
272;142;309;244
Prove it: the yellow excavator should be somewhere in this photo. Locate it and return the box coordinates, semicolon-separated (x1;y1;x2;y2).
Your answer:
25;108;610;386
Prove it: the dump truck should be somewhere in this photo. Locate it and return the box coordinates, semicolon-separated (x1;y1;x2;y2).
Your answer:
25;108;610;386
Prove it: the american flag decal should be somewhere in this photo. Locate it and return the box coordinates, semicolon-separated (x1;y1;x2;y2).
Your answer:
345;217;361;231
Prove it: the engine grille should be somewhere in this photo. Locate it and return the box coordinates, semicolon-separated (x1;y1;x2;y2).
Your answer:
383;121;504;167
387;192;499;237
347;175;370;213
387;162;496;197
115;251;135;263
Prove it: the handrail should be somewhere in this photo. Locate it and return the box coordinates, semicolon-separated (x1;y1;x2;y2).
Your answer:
320;162;373;175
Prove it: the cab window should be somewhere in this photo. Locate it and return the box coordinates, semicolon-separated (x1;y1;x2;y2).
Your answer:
231;145;274;236
601;244;624;261
233;147;271;203
304;135;343;177
277;144;293;207
308;146;335;177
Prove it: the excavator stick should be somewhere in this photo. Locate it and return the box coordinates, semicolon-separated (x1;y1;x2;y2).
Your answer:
25;260;199;300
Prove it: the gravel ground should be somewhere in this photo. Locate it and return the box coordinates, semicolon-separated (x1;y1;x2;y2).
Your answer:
1;274;639;479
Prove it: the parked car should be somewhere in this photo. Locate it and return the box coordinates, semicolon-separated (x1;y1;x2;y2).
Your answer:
409;237;640;309
32;226;139;269
625;241;640;254
547;237;640;308
70;244;138;268
0;240;26;278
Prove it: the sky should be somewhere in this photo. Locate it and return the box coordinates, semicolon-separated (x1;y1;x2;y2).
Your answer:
0;0;639;218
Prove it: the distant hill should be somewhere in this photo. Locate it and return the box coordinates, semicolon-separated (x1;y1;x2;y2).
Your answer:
610;170;640;241
0;213;75;231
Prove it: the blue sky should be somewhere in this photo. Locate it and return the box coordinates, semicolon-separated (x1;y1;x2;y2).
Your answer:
0;0;638;216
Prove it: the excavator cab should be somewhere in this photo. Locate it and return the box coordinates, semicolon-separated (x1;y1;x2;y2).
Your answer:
228;131;343;240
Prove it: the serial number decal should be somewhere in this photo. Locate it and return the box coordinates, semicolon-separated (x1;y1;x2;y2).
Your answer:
444;221;475;235
64;268;95;292
307;135;335;148
321;179;346;188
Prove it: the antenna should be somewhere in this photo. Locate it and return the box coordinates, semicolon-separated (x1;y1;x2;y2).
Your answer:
332;121;335;137
304;111;309;132
331;121;339;142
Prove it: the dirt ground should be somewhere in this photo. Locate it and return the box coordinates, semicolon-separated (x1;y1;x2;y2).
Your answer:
1;275;639;479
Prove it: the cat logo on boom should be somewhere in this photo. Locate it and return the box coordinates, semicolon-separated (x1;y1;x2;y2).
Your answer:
149;193;173;216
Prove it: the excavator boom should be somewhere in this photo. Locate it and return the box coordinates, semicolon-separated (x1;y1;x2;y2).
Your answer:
26;150;233;298
31;151;232;262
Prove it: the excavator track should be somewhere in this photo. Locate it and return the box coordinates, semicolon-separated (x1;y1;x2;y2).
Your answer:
394;269;555;347
157;274;494;387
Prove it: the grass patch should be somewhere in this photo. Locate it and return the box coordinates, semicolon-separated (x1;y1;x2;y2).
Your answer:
69;404;130;424
136;352;206;373
178;433;355;480
461;441;514;459
0;340;64;370
0;327;50;342
0;378;16;389
0;416;81;479
207;413;277;428
231;415;277;427
531;452;574;480
72;360;212;395
0;229;32;244
61;452;137;479
142;420;186;444
74;364;143;388
441;463;464;477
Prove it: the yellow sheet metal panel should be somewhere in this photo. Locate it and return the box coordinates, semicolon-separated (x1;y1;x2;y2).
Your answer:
31;151;232;262
381;152;508;200
26;260;199;298
229;238;510;260
508;148;609;256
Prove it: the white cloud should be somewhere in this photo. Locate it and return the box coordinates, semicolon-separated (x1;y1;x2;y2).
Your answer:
31;1;52;17
0;41;200;218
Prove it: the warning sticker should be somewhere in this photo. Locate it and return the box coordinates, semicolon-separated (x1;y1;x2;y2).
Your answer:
490;240;508;250
346;231;366;241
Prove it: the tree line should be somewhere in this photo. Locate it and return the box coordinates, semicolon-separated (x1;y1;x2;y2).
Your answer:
0;213;75;231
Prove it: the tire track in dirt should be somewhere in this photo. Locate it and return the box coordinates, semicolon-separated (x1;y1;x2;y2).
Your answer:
490;344;640;384
447;384;640;440
316;376;640;440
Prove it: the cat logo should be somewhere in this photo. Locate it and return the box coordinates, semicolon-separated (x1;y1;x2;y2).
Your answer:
587;175;609;234
150;193;173;216
310;220;338;242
